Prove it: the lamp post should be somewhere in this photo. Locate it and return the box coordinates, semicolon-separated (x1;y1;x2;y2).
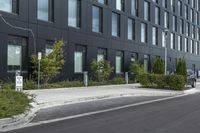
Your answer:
164;29;169;75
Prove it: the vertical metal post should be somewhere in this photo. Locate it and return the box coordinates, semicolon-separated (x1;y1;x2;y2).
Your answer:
38;60;41;89
84;71;88;87
38;52;42;89
125;72;129;84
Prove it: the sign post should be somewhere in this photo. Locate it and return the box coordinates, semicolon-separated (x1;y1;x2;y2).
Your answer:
15;71;23;92
38;52;42;89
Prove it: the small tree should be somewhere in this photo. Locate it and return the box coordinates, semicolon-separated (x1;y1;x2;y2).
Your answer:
90;59;114;82
152;57;165;74
31;40;65;84
129;62;145;82
176;57;187;82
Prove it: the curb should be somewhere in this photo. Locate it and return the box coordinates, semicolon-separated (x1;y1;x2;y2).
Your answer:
0;87;199;132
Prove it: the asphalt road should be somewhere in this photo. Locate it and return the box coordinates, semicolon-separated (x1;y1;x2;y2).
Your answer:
5;94;200;133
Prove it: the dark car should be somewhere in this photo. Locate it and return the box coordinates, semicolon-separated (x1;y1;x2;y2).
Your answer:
187;69;197;88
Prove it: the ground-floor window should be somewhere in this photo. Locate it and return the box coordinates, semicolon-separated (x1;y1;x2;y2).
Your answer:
74;45;86;73
115;51;124;74
45;40;54;55
144;55;149;73
131;52;138;62
97;48;107;62
7;36;27;72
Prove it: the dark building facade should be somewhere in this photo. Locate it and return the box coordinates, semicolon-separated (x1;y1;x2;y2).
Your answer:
0;0;200;80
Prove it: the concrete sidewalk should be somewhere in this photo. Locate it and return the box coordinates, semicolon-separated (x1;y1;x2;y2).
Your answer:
1;83;199;132
25;84;187;109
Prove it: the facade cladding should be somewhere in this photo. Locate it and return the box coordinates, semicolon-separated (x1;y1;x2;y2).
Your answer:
0;0;200;80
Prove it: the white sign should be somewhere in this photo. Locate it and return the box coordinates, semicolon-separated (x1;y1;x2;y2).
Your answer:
38;52;42;60
16;76;23;88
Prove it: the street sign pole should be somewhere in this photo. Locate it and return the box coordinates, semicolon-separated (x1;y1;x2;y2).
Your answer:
38;52;42;89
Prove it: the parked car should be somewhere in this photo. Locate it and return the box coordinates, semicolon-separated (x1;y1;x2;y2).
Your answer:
187;69;197;88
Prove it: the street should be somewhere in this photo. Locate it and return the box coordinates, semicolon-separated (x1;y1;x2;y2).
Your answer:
5;93;200;133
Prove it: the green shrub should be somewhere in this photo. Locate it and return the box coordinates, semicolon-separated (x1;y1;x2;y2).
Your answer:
129;62;145;82
139;73;185;90
139;73;151;87
176;58;187;82
1;83;15;90
88;80;109;86
23;80;37;90
0;90;31;118
152;57;165;74
166;75;185;90
90;59;114;82
110;76;126;85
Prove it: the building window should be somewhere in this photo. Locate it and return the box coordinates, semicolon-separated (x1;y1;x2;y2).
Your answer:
191;40;195;54
191;9;194;23
178;0;182;16
144;1;150;21
197;28;200;40
178;36;182;51
97;48;107;62
195;42;198;55
153;0;158;4
162;0;167;8
185;38;189;52
128;18;135;40
112;12;120;37
171;0;175;12
92;6;102;33
115;51;124;74
192;0;195;8
186;22;190;36
7;36;27;72
131;53;138;62
172;16;177;32
144;55;149;73
155;7;160;25
0;0;19;14
162;31;166;47
141;23;147;43
97;0;107;5
197;12;200;25
192;25;195;39
198;0;200;11
116;0;125;11
197;42;200;55
180;19;184;34
170;33;175;49
37;0;54;22
164;11;169;29
152;27;158;46
185;5;188;20
68;0;81;28
131;0;138;16
45;40;54;55
74;45;86;73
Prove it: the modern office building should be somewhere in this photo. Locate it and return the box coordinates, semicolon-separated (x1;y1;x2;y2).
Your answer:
0;0;200;80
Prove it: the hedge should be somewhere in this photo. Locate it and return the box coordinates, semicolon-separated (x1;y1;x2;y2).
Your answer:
139;73;185;90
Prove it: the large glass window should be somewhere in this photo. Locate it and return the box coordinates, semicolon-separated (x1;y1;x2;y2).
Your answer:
68;0;81;28
155;7;160;25
152;27;158;45
191;40;195;54
131;0;138;16
115;51;123;74
116;0;125;11
74;45;86;73
97;48;107;62
144;1;150;21
37;0;54;21
97;0;107;5
178;36;182;51
162;31;166;47
185;38;189;52
171;0;175;12
7;36;27;72
0;0;18;14
128;18;135;40
162;0;167;8
172;16;177;32
185;5;188;20
178;0;182;16
141;23;147;43
171;33;175;49
112;12;120;37
180;19;184;34
92;6;102;33
164;11;169;29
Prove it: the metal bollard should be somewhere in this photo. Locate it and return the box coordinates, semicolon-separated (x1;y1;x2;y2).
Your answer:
125;72;129;84
83;71;88;87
